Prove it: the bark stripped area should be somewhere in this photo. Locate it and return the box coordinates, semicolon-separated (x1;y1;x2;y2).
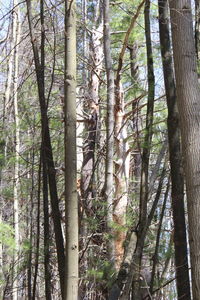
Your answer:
109;1;156;298
80;20;103;218
113;0;145;268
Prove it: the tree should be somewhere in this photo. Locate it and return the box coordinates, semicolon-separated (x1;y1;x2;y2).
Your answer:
13;0;21;298
103;0;115;263
158;1;191;299
26;0;65;296
169;1;200;299
64;0;78;299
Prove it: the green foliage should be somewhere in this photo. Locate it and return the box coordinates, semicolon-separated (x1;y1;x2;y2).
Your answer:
1;186;13;200
0;221;15;253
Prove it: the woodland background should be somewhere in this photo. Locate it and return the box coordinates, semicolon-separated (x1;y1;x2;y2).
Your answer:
0;0;199;299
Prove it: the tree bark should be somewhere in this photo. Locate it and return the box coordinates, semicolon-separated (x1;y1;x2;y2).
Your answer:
158;1;191;299
64;1;78;299
13;0;20;297
26;0;65;296
131;0;155;298
195;0;200;59
40;1;52;298
103;0;115;263
169;1;200;299
113;0;145;267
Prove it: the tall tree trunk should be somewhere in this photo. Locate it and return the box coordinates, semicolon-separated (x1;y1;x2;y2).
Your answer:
195;0;200;59
103;0;115;263
64;1;78;299
131;0;155;298
42;151;52;300
13;1;20;297
26;0;65;296
169;1;200;299
32;151;41;300
158;1;191;299
40;1;52;298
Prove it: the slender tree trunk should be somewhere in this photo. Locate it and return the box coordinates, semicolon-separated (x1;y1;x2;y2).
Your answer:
131;1;155;298
64;1;78;299
13;1;20;297
27;144;35;300
169;1;200;299
103;0;115;263
42;151;52;300
149;180;169;294
158;1;191;299
128;42;142;206
26;1;65;296
32;152;41;300
40;0;52;298
195;0;200;59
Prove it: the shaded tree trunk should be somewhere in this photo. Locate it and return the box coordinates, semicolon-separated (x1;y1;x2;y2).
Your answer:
169;1;200;299
40;1;52;298
158;1;191;299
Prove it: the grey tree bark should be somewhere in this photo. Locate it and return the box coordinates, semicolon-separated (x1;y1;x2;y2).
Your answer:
158;1;191;299
103;0;115;263
169;1;200;299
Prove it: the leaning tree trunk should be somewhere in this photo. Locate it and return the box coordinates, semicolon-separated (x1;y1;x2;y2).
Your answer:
169;1;200;299
26;0;65;296
158;1;191;299
64;1;78;299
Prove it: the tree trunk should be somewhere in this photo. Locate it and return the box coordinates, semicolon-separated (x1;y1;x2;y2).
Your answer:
26;0;65;296
112;1;146;268
40;1;52;298
42;151;52;300
195;0;200;59
169;1;200;299
13;0;20;297
80;21;103;217
158;1;191;299
103;0;115;263
131;0;155;298
64;1;78;299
